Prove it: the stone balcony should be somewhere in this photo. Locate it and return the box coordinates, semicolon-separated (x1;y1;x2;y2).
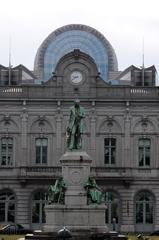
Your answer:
0;85;159;100
0;166;158;182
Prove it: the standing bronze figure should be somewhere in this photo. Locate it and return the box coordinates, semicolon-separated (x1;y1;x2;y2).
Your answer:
66;99;85;150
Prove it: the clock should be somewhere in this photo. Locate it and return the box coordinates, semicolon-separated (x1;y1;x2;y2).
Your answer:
70;71;83;84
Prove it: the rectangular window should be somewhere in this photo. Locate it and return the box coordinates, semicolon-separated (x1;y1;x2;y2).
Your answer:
35;138;48;165
139;138;150;167
0;138;13;166
104;138;116;165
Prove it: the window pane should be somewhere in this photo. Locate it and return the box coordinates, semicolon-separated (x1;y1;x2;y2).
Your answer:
139;139;144;147
8;138;13;144
111;202;118;223
144;139;150;147
1;156;6;166
32;192;47;224
42;203;46;223
42;146;47;164
139;147;144;166
32;203;40;223
36;139;41;146
145;148;150;166
105;192;119;225
104;139;109;146
8;202;15;211
1;145;6;152
42;139;48;146
104;138;116;165
138;139;150;167
36;146;41;164
136;203;143;223
111;148;116;164
105;208;109;223
2;138;7;144
0;203;5;222
0;192;15;223
105;155;109;164
136;191;154;224
8;211;15;222
34;192;41;200
146;203;153;223
8;156;12;166
111;139;116;146
8;145;13;151
35;138;48;165
1;138;13;166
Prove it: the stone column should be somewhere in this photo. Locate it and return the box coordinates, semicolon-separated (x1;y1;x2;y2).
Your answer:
124;102;131;168
56;101;62;159
20;108;28;167
90;101;96;164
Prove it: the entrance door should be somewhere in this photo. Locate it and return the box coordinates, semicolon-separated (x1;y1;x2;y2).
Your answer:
105;191;120;231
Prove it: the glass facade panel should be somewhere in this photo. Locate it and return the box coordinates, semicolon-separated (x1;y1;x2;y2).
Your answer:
43;30;108;81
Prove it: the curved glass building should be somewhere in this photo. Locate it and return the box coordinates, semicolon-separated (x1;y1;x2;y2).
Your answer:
34;24;118;82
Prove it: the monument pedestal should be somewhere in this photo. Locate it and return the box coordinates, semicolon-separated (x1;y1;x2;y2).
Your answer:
44;204;107;233
43;151;108;235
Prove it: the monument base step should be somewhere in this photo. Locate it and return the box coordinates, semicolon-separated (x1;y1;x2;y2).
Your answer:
25;230;128;240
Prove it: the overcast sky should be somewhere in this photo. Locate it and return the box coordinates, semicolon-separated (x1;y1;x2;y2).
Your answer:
0;0;159;79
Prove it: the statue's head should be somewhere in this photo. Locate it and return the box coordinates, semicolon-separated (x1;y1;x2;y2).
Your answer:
89;176;95;183
74;99;80;107
58;176;63;181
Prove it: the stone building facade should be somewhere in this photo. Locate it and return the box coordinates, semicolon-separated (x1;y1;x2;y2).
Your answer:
0;24;158;233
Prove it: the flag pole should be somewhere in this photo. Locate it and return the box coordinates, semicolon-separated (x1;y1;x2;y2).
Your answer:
8;36;12;85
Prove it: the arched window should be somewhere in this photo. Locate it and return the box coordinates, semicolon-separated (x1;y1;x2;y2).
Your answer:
105;192;120;230
0;138;13;166
35;138;48;164
0;191;15;223
32;191;47;228
136;191;154;224
135;191;154;232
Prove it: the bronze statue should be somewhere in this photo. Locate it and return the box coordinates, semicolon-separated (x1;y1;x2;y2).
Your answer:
66;99;85;150
48;177;67;204
84;176;104;204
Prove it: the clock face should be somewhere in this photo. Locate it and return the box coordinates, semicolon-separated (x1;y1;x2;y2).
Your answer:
70;71;83;84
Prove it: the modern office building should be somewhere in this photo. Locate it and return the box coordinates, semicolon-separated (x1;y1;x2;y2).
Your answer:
0;24;158;233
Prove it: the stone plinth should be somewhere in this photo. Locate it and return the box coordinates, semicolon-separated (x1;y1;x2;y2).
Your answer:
43;151;108;234
60;151;92;206
44;204;107;233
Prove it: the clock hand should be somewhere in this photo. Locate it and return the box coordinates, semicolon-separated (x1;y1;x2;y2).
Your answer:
72;76;78;80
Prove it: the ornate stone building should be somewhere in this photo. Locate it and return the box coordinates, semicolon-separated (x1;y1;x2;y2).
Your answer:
0;24;158;233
